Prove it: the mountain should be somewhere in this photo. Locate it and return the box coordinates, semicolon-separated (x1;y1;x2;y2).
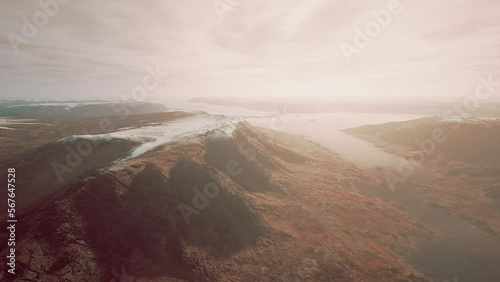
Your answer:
346;116;500;166
346;116;500;237
0;118;428;281
190;97;500;117
0;102;167;118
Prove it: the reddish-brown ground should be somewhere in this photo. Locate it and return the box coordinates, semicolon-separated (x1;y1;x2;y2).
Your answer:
347;117;500;237
0;118;430;281
0;111;190;161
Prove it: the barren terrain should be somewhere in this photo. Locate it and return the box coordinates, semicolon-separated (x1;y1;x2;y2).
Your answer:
1;110;430;281
2;106;499;281
347;116;500;281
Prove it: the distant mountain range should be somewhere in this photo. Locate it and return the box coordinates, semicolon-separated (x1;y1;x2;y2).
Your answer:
347;116;500;166
0;101;167;118
190;97;500;117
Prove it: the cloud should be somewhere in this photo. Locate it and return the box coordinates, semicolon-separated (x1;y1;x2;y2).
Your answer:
0;0;498;101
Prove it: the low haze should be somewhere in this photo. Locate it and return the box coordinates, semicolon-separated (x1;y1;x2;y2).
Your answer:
1;2;500;281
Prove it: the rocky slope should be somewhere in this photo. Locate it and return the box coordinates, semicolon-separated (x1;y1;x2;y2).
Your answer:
1;119;429;281
346;116;500;236
346;116;500;166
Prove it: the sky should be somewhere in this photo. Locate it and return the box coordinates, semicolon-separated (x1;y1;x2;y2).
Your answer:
0;0;499;102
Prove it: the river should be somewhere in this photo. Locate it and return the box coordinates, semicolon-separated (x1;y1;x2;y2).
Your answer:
170;102;500;281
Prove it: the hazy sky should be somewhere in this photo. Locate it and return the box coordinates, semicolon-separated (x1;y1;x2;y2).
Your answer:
0;0;499;102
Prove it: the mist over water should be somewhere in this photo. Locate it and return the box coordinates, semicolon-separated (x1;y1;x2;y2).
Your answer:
247;113;429;167
162;101;426;167
2;0;499;280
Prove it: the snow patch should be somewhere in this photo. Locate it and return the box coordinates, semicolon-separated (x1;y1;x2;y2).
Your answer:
56;114;242;162
438;116;491;125
57;135;120;144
